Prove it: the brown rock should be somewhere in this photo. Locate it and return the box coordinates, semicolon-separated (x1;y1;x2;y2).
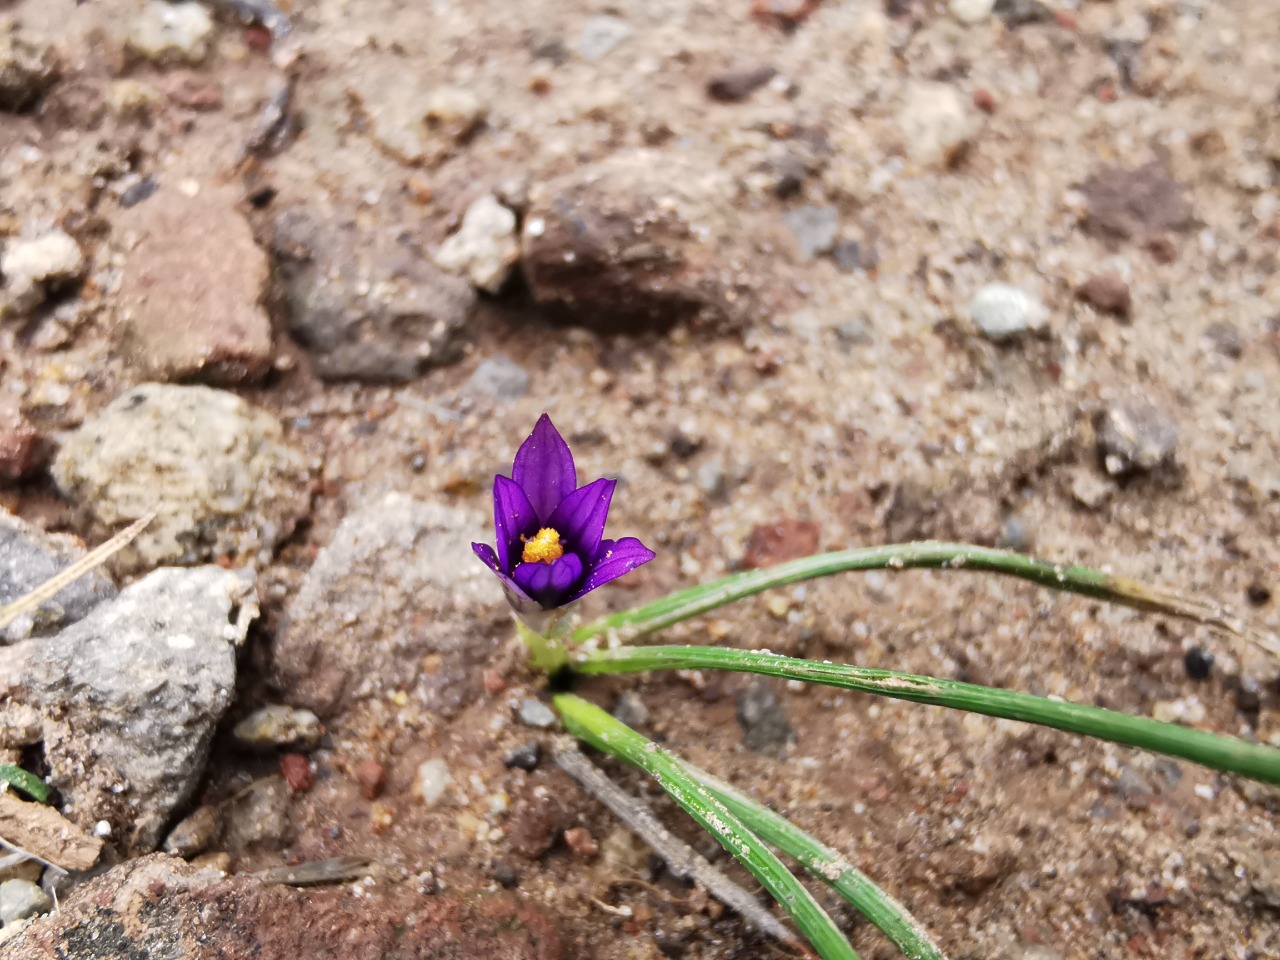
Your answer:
0;792;103;872
116;186;273;384
521;150;774;331
563;826;599;860
1076;272;1131;319
742;518;820;569
1098;396;1179;477
5;855;564;960
707;65;777;102
354;759;387;800
0;401;45;481
1079;161;1190;243
752;0;821;29
280;753;314;792
509;773;576;860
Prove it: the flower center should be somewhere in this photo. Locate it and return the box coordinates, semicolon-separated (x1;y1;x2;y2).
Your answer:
521;527;564;565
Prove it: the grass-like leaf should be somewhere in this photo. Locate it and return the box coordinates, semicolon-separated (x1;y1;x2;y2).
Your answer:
689;767;947;960
0;764;51;803
557;693;947;960
571;645;1280;785
571;542;1275;657
553;693;861;960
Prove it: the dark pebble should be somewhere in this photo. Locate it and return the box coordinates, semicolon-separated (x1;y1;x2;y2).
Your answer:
1183;647;1213;680
736;680;794;757
491;861;520;888
503;741;541;772
1076;272;1132;320
121;177;159;208
994;0;1053;28
1246;582;1270;606
707;65;777;102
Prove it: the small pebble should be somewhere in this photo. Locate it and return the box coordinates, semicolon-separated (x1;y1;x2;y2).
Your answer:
491;861;520;888
1183;647;1213;680
127;1;216;64
578;15;632;61
432;195;521;294
968;284;1048;341
279;753;313;792
0;230;85;316
120;177;159;208
162;805;219;858
898;82;975;167
517;698;558;729
950;0;995;24
0;878;52;924
462;356;531;402
1076;272;1132;320
1201;321;1242;359
612;691;650;728
563;826;599;860
783;205;839;262
233;705;324;752
736;681;794;758
503;741;541;771
355;759;387;800
707;66;777;103
1098;397;1178;476
416;758;453;808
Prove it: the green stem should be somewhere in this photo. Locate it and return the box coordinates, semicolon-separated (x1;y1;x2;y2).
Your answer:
570;542;1267;652
554;693;861;960
572;645;1280;785
515;616;570;672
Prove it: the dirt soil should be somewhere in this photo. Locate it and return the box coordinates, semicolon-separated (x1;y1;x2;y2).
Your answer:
2;0;1279;958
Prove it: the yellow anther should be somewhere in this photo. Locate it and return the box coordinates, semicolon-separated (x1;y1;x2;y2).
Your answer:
521;528;564;565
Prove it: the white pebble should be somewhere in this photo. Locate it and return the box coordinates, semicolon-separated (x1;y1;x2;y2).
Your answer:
416;758;453;808
968;283;1048;341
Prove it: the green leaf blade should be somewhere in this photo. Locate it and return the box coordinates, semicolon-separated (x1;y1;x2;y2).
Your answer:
554;693;861;960
572;645;1280;785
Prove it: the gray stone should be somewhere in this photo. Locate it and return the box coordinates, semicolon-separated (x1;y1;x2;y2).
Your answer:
897;83;975;168
503;741;541;771
1098;397;1179;476
272;493;510;716
0;231;85;317
0;878;51;924
611;691;650;728
736;680;794;758
578;15;632;61
232;705;323;752
968;284;1049;341
516;699;558;729
271;207;477;382
993;0;1052;27
11;566;256;854
51;384;310;569
0;508;117;643
0;34;59;112
115;186;274;385
783;205;839;262
462;356;531;402
126;1;216;65
433;195;520;293
221;777;291;853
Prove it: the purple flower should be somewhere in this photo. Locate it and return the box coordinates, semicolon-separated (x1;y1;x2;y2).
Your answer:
473;414;655;613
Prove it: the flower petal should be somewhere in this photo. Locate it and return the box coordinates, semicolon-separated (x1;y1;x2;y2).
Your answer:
547;477;615;560
567;536;655;601
493;475;541;571
512;414;577;523
513;552;584;608
473;542;542;615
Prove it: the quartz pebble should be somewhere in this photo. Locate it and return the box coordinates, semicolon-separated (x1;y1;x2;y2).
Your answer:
517;699;558;729
0;231;85;316
0;878;51;924
232;706;323;752
416;758;453;808
968;284;1048;340
950;0;995;24
127;1;216;64
433;196;520;293
898;83;975;168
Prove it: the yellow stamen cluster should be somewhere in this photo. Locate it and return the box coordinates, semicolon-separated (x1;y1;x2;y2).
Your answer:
521;527;564;565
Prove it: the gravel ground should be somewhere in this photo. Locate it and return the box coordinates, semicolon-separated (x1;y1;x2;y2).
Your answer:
1;0;1278;957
